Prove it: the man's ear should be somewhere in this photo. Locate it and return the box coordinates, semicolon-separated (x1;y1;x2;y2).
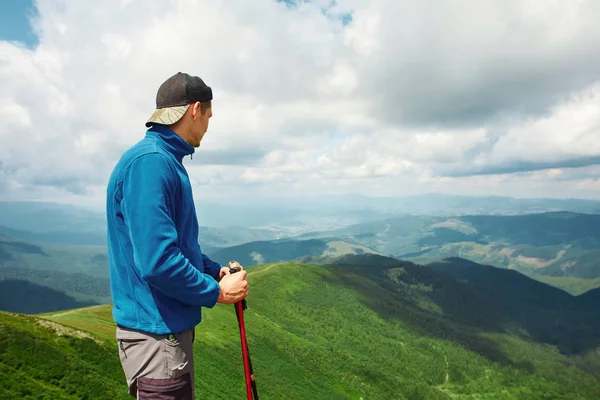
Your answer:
191;102;201;120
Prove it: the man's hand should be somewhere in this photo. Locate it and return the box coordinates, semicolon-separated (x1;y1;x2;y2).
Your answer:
217;268;249;304
218;261;244;280
218;267;230;280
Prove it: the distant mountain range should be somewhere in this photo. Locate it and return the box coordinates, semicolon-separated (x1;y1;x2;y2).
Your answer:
3;194;600;236
0;279;95;314
1;205;599;303
194;193;600;228
207;238;378;267
1;255;599;399
297;211;600;283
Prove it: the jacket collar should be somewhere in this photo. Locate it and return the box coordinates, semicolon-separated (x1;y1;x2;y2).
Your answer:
146;124;195;162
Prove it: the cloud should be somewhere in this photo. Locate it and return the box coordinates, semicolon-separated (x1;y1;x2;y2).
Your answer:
437;83;600;177
350;0;600;127
0;0;599;205
445;156;600;177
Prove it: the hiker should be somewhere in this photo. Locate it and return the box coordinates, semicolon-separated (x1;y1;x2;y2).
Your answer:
105;72;249;399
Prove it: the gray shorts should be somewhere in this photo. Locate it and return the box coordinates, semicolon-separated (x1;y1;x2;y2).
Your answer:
116;325;196;399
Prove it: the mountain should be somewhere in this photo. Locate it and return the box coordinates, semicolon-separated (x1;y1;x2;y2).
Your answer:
2;209;599;307
427;257;575;308
299;212;600;285
0;224;108;246
0;224;281;304
2;257;600;399
0;279;96;314
0;237;109;277
0;267;111;305
207;238;379;267
426;257;599;354
0;201;107;245
527;275;600;296
579;287;600;308
0;201;285;248
197;225;286;254
0;201;105;233
5;194;600;241
332;254;600;354
459;212;600;247
0;237;111;305
195;194;600;228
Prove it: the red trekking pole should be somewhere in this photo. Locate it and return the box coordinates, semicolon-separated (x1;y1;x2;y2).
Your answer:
229;263;259;400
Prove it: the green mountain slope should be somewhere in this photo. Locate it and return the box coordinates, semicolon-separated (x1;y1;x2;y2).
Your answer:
0;307;130;400
2;258;599;399
427;257;600;354
427;257;574;308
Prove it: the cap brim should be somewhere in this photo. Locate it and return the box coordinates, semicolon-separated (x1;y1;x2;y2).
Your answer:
145;105;190;127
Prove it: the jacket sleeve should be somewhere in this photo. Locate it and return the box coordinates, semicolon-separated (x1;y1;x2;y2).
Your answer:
121;153;220;307
202;253;223;280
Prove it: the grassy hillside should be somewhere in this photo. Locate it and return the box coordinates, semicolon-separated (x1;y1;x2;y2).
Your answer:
2;258;599;399
0;307;130;399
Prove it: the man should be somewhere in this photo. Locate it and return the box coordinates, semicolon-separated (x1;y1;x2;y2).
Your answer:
106;72;249;399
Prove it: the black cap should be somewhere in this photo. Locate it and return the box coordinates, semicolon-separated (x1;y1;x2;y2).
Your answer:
155;72;213;108
145;72;213;127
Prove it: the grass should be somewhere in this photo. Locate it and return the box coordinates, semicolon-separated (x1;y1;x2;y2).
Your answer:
0;311;129;400
1;261;600;399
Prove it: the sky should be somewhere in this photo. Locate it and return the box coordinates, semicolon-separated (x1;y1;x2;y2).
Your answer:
1;0;600;209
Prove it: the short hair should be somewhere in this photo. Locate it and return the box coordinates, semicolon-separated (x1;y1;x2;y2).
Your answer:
200;100;211;115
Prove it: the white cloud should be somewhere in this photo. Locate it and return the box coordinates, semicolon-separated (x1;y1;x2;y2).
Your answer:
0;0;599;206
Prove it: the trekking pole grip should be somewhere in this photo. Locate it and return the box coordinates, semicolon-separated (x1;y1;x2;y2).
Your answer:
228;261;247;310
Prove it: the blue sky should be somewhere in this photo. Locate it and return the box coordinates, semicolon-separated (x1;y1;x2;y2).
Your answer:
286;0;352;24
0;0;38;47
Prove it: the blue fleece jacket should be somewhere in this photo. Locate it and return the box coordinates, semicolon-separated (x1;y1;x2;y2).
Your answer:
106;124;222;335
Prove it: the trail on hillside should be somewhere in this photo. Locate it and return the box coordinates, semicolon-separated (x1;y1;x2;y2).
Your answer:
443;353;449;385
44;304;106;318
248;262;285;277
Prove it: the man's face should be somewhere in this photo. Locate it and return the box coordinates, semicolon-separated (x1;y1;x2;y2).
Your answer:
191;102;212;147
